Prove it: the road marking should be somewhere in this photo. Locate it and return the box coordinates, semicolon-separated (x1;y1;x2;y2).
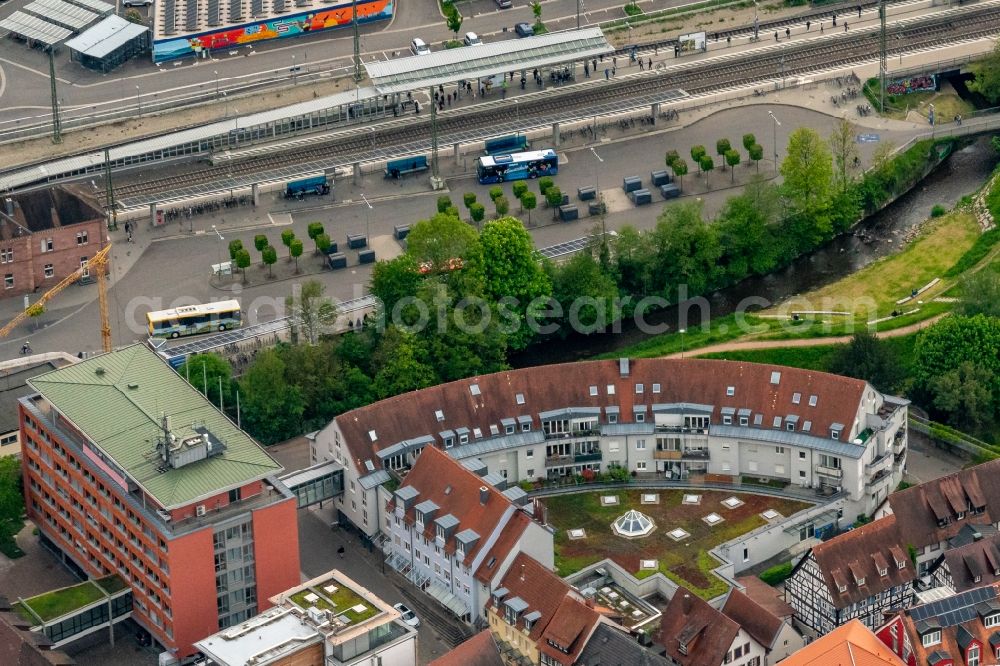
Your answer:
0;63;6;101
0;57;72;85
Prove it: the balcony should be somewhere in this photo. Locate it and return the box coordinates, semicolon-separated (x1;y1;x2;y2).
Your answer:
815;465;843;479
681;449;710;460
574;451;602;463
654;449;681;460
545;454;573;468
865;452;892;476
543;428;600;441
866;468;891;490
654;425;708;435
855;428;874;445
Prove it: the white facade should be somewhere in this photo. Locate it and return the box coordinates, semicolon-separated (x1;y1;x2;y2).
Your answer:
724;627;766;666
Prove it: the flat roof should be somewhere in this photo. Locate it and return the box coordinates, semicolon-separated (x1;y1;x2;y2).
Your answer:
65;14;148;59
0;11;73;46
196;607;321;665
22;0;99;31
28;344;283;509
364;28;614;95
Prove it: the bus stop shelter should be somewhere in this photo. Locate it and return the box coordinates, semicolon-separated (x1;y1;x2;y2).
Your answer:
363;27;614;96
65;14;150;72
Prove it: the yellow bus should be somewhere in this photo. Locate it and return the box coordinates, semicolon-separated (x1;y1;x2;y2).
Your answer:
146;300;242;339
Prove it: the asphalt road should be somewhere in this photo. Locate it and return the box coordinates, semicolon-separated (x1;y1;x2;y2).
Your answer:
0;99;923;361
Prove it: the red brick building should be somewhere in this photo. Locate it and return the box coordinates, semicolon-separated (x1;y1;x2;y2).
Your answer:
19;345;300;659
1;187;105;297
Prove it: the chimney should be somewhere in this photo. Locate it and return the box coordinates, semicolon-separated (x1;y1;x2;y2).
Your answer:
681;594;692;614
479;486;489;505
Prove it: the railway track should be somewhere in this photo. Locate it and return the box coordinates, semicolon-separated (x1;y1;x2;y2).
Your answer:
108;4;1000;204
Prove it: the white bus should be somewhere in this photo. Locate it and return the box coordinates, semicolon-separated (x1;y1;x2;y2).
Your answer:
146;300;242;339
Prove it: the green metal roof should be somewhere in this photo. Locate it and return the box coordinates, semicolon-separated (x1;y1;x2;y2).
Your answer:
28;344;282;510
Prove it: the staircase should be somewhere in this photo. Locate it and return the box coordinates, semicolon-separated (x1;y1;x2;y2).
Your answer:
387;569;473;647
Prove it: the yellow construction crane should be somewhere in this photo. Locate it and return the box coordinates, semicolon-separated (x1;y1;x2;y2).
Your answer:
0;242;113;353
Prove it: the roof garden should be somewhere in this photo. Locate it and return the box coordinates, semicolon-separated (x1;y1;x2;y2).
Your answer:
288;577;379;626
15;575;126;624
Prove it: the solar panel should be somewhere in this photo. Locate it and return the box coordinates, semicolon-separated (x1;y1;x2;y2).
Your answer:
910;586;997;626
539;234;613;260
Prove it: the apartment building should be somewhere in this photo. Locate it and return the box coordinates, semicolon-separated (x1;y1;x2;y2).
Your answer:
313;359;908;538
786;514;916;635
0;353;77;458
875;584;1000;666
195;569;417;666
19;345;299;659
656;587;766;666
720;589;803;663
384;446;553;623
930;532;1000;593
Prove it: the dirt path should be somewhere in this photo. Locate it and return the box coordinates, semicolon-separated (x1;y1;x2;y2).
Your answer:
666;314;947;359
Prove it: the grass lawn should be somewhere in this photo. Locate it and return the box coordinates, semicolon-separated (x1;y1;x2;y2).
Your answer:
699;345;841;371
761;210;980;320
16;580;107;622
291;579;379;625
544;489;811;599
881;91;975;122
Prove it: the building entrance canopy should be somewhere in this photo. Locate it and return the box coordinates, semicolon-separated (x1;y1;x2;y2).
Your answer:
363;28;613;95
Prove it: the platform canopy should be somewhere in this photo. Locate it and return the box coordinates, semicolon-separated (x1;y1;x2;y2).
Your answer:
22;0;99;32
0;11;73;46
364;27;614;95
65;14;148;59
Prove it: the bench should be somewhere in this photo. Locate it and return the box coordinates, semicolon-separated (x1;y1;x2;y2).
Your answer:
385;156;429;179
484;135;529;155
358;249;376;264
650;170;672;187
660;183;681;199
394;225;410;240
630;189;652;205
327;253;347;269
346;233;367;250
622;176;642;193
559;205;579;222
577;186;596;201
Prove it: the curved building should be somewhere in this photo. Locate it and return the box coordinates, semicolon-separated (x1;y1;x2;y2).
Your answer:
312;358;908;538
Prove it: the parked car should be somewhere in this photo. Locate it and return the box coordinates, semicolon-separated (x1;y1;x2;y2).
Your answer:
393;603;421;628
123;0;152;5
514;23;534;38
463;32;483;46
495;0;512;7
410;38;430;56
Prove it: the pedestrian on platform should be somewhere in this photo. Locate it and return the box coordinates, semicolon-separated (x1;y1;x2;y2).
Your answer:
337;546;345;559
806;20;810;31
584;63;590;77
844;21;848;31
774;31;778;41
832;14;837;27
785;27;790;39
639;59;644;71
647;57;652;69
604;68;609;80
857;5;861;18
820;22;824;33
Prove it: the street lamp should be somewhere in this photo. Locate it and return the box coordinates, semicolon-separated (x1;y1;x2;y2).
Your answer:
211;225;225;275
768;110;781;173
360;193;373;246
213;70;219;97
589;146;607;243
514;99;520;141
678;328;686;358
135;85;141;118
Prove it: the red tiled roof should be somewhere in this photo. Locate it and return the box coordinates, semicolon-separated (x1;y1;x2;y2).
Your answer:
888;459;1000;549
657;587;740;666
335;359;867;474
428;630;504;666
781;619;906;666
943;533;1000;592
473;510;529;585
492;553;571;642
811;515;916;609
735;576;795;620
537;597;601;665
722;589;783;649
391;446;515;568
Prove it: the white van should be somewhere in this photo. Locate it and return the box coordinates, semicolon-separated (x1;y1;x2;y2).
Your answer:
410;38;430;56
463;32;483;46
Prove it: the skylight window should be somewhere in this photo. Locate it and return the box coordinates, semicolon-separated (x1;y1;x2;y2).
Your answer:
516;393;525;405
770;371;781;385
726;386;735;397
589;386;598;397
792;392;801;405
470;384;481;396
607;384;616;395
435;410;445;421
809;395;818;407
368;430;377;442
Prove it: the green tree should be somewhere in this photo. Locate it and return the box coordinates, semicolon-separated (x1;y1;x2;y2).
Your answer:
699;154;714;175
407;212;481;269
749;143;764;173
470;202;486;226
235;249;251;281
479;217;552;349
0;456;24;556
488;186;504;203
463;192;477;211
929;361;997;432
969;40;1000;105
958;269;1000;318
178;353;234;407
781;126;834;217
445;3;463;37
647;201;722;300
228;239;244;261
715;178;782;279
286;279;338;344
742;133;757;152
262;245;277;277
123;8;144;24
551;253;619;334
512;181;528;200
545;186;563;218
239;350;306;445
671;157;688;189
254;234;269;266
289;238;303;273
538;177;554;196
371;254;421;317
531;0;542;21
520;191;537;224
830;330;900;391
373;327;436;399
691;145;707;173
725;149;741;182
494;195;510;218
307;222;325;252
829;116;860;192
716;138;732;169
436;195;454;214
665;149;680;169
315;233;332;256
281;229;296;260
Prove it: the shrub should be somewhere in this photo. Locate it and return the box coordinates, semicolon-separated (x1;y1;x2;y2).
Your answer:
494;195;510;217
930;204;946;218
665;149;680;169
538;176;555;195
512;181;528;199
488;186;504;202
463;192;477;209
436;195;453;214
623;3;642;16
759;562;793;586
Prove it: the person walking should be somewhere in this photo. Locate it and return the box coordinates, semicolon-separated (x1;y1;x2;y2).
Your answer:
337;545;345;559
20;342;31;355
844;21;848;31
806;20;810;31
604;68;610;80
785;27;790;39
647;57;652;69
639;59;644;71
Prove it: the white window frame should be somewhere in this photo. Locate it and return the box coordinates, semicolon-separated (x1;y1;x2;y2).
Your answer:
921;630;941;648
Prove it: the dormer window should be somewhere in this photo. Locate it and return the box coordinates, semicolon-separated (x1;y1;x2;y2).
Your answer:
740;417;748;426
415;511;424;529
958;511;967;520
831;429;841;439
975;574;983;583
838;583;847;593
856;576;866;586
505;424;515;435
879;567;888;577
897;559;906;570
524;618;533;632
726;386;735;396
723;415;732;425
985;613;1000;628
967;644;980;666
521;423;530;432
457;543;465;559
678;641;688;656
921;630;941;647
459;434;469;444
436;525;446;541
445;437;454;448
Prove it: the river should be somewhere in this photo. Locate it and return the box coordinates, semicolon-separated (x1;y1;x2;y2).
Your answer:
512;136;998;367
